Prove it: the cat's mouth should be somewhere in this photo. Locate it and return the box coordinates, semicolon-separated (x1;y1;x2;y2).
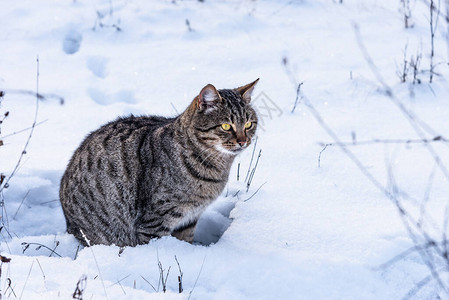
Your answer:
230;147;245;153
224;143;249;153
215;143;248;155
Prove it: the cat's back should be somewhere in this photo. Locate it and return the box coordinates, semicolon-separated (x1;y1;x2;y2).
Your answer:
63;114;174;180
83;114;173;145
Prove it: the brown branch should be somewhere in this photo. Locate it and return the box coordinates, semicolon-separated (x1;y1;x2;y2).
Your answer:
2;89;64;105
0;58;41;196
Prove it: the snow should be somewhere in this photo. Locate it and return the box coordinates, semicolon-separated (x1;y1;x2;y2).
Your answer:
1;0;449;299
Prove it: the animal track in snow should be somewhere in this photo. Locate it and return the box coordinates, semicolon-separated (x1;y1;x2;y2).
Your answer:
86;56;109;78
87;87;137;106
62;29;82;54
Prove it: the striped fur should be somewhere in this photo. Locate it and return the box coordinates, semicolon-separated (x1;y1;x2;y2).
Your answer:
59;80;259;246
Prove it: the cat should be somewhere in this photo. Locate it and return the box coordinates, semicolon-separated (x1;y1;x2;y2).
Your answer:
59;79;259;247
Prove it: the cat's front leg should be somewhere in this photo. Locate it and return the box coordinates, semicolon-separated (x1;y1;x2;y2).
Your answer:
135;223;171;244
171;220;197;243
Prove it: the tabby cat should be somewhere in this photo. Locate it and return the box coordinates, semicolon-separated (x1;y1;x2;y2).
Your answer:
60;79;259;247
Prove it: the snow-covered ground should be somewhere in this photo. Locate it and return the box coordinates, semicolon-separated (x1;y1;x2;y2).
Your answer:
1;0;449;299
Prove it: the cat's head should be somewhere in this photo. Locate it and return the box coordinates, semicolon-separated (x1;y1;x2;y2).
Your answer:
188;79;259;155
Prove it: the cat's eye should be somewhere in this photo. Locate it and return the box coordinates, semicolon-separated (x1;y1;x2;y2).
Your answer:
244;121;252;129
221;123;232;131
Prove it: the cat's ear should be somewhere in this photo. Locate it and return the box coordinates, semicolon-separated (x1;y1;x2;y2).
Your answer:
235;78;259;103
197;84;222;112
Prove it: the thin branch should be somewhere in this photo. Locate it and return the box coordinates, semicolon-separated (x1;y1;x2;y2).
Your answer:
2;89;64;105
140;275;157;292
1;119;48;139
421;0;449;20
237;163;240;181
375;241;441;270
170;102;179;115
21;242;62;258
0;57;41;194
19;260;34;300
188;254;206;300
175;255;183;293
80;229;109;299
244;136;258;183
291;82;304;113
318;144;330;168
109;274;131;288
158;261;170;293
419;162;438;226
319;136;449;148
5;278;17;298
246;150;262;192
244;181;267;202
13;190;30;220
402;273;434;300
72;275;87;300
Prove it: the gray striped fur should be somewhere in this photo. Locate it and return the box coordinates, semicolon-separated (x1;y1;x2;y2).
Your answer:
59;80;259;246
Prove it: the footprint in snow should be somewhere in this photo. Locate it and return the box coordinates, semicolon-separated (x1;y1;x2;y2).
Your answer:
87;87;137;106
86;56;109;78
62;29;82;55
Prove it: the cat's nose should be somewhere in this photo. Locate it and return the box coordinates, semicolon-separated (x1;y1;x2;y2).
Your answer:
237;139;247;147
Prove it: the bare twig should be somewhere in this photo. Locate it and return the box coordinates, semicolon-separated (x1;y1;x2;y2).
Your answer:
109;274;130;295
13;190;30;220
282;56;299;88
375;241;441;270
246;150;262;192
445;0;449;60
1;119;48;139
244;136;258;183
188;254;206;300
319;136;449;148
397;44;409;83
421;0;449;20
72;275;87;300
429;0;441;83
243;181;267;202
419;162;438;226
410;47;422;85
140;275;157;292
36;258;48;291
36;259;46;281
318;144;330;168
170;102;179;115
175;255;183;293
0;255;12;298
21;242;62;258
185;19;194;32
0;57;41;195
5;278;17;298
401;0;413;28
291;82;304;113
19;260;34;300
402;273;434;300
237;163;240;181
80;229;109;299
2;89;64;105
158;261;170;293
74;243;81;260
